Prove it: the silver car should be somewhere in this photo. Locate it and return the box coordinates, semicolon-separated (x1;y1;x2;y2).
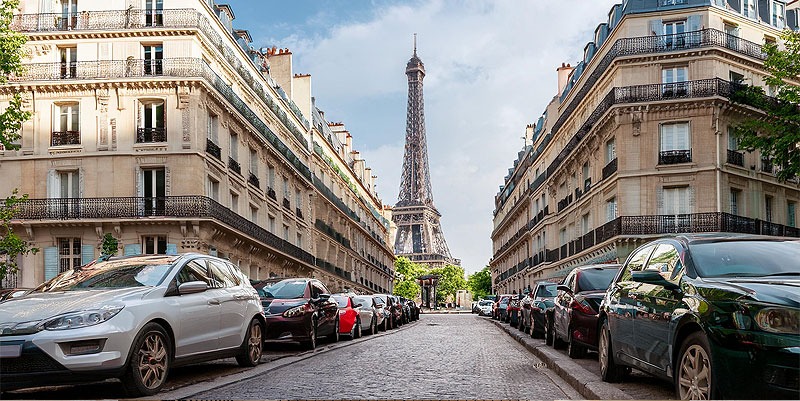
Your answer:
372;295;390;331
0;254;265;396
353;295;379;335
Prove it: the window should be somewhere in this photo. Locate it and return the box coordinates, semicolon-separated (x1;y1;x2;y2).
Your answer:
176;260;211;286
208;259;238;288
730;188;741;215
582;162;590;183
606;138;616;163
620;244;655;281
295;189;301;209
730;71;745;85
137;100;165;143
645;244;682;281
727;127;739;151
141;168;165;214
207;177;219;201
268;216;275;233
59;46;77;78
743;0;756;18
662;66;688;95
230;132;238;161
249;148;258;174
145;0;164;26
57;170;80;198
143;44;163;75
788;202;797;227
660;122;690;151
534;199;540;214
663;20;686;48
268;165;275;189
59;0;78;29
582;213;591;235
559;228;567;246
296;233;303;248
53;103;80;146
143;236;167;255
766;195;774;222
207;114;219;144
606;197;618;222
58;238;81;273
772;1;785;28
663;186;691;215
283;224;290;241
283;177;290;199
231;192;239;214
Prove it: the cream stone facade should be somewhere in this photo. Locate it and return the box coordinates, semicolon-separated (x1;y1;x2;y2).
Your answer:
491;0;800;295
0;0;395;294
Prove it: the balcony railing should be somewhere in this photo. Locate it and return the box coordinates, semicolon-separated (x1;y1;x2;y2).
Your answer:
206;139;221;160
248;172;260;188
659;150;692;165
296;208;303;220
727;149;744;167
136;127;166;143
228;157;241;175
51;130;80;146
8;196;315;265
266;187;276;201
761;158;774;174
602;158;618;180
9;57;312;182
282;198;291;210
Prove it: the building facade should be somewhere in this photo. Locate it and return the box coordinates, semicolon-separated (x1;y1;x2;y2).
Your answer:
1;0;395;293
491;0;800;294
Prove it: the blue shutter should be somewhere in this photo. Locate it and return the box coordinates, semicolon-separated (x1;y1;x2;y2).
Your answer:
687;15;702;32
81;244;95;265
788;9;798;31
758;0;770;23
728;0;742;13
209;247;217;257
44;247;58;280
124;244;142;256
166;243;178;255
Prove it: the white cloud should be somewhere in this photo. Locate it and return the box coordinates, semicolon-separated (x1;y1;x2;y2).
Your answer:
276;0;619;273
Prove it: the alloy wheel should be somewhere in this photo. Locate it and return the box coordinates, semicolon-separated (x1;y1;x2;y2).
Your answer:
355;321;362;338
599;326;609;374
248;323;262;362
678;344;711;400
136;332;168;390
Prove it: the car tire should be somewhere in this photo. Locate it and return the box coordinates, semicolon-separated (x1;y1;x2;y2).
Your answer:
383;318;389;331
235;318;263;367
354;319;362;339
347;319;356;340
303;318;318;350
675;331;715;400
331;317;340;342
567;329;585;359
529;321;537;338
599;319;625;383
370;317;376;335
121;322;171;397
545;316;554;346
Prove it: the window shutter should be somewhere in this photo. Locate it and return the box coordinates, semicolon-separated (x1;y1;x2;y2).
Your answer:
166;243;178;255
47;170;58;198
687;15;702;32
137;102;143;129
687;186;695;214
650;19;663;35
660;124;672;151
758;0;769;23
209;247;218;257
788;9;797;31
124;243;142;256
657;188;665;214
44;246;58;280
135;167;143;197
81;244;95;265
677;123;690;151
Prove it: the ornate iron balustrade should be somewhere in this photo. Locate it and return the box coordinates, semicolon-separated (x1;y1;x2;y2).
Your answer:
228;157;241;175
9;196;315;265
659;150;692;165
602;158;618;180
10;57;312;182
248;172;260;188
136;127;166;143
206;139;221;160
315;219;351;249
727;149;744;166
761;158;774;173
51;130;80;146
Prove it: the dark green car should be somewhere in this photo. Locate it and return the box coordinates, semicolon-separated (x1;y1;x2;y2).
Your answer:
598;234;799;400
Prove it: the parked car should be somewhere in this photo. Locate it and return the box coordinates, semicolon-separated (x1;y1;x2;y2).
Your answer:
477;300;494;316
508;296;522;326
551;264;621;358
386;295;403;327
353;295;379;335
520;283;556;340
397;295;411;324
372;295;391;330
598;235;800;400
0;254;265;396
471;301;480;314
495;295;512;321
333;294;362;339
0;288;32;302
259;278;339;350
407;299;420;321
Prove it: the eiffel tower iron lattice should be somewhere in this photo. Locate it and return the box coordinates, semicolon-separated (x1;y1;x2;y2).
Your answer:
393;36;459;269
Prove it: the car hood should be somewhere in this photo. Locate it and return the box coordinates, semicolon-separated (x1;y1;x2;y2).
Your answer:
262;298;308;315
0;287;151;323
699;278;800;308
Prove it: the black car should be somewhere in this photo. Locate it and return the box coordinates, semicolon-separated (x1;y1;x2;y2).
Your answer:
598;235;800;400
519;283;556;339
404;298;420;321
258;278;340;349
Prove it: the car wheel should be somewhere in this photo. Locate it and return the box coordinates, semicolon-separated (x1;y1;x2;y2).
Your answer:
383;318;388;331
599;319;625;383
121;322;171;397
332;317;340;342
236;318;263;367
529;320;536;338
545;316;554;346
355;319;362;339
348;319;356;339
303;319;317;350
567;329;585;359
676;332;714;400
370;317;376;335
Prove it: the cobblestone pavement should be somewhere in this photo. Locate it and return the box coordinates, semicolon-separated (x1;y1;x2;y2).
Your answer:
195;314;582;400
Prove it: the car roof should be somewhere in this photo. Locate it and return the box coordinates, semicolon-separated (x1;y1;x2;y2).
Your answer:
664;233;799;246
573;263;622;271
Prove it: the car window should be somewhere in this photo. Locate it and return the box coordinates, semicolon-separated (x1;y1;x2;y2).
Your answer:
355;296;371;307
36;259;175;291
208;259;238;288
576;268;619;292
373;297;384;307
535;284;556;298
620;245;656;282
262;280;307;299
314;281;330;295
310;283;321;298
645;244;682;281
690;240;800;278
333;296;349;308
564;272;576;293
177;260;211;286
225;262;243;285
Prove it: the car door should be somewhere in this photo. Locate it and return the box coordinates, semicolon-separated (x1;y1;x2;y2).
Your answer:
314;281;336;334
554;272;575;340
207;259;246;349
606;244;656;362
172;259;221;357
633;242;684;376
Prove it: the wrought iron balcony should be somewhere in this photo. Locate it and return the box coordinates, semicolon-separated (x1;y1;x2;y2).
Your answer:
296;208;303;220
248;172;260;188
8;196;315;265
266;187;276;201
659;150;692;165
136;127;166;143
282;198;291;210
727;149;744;167
761;158;774;174
206;139;221;160
602;158;618;180
51;130;80;146
228;157;241;175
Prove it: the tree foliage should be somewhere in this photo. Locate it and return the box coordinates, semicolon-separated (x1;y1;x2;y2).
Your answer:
1;190;38;281
393;257;428;299
732;30;800;181
101;233;119;256
467;266;492;300
429;264;467;303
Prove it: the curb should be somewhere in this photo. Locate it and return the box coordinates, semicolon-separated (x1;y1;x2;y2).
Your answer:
488;318;632;400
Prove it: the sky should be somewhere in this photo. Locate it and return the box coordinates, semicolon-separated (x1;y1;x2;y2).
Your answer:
225;0;620;274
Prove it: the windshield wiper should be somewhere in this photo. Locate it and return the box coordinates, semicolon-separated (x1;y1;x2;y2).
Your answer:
758;272;800;277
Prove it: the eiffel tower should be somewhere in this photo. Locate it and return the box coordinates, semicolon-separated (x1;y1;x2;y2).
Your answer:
393;35;459;269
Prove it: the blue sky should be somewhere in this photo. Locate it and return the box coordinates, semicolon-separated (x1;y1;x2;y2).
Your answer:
224;0;620;274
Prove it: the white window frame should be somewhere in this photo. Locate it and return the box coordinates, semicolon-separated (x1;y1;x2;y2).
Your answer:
660;122;691;152
230;132;239;161
743;0;757;19
56;102;80;133
207;177;219;201
606;197;618;222
772;1;786;29
730;188;740;215
663;186;691;215
207;114;219;144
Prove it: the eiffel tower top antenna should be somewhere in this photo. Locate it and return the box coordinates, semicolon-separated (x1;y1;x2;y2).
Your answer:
413;33;417;56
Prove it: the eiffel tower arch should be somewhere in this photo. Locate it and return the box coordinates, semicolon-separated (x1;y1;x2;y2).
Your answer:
393;36;459;269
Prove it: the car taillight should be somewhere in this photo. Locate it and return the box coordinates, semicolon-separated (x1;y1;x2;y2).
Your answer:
570;299;595;315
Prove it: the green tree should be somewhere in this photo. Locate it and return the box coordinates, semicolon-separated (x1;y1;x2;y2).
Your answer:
101;233;119;256
393;256;428;299
467;266;492;300
429;264;467;304
732;30;800;181
0;0;36;282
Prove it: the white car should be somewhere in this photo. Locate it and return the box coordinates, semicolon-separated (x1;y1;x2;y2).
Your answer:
478;300;495;316
0;254;264;396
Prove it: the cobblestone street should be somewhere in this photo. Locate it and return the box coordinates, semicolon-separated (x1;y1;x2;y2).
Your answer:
194;314;581;400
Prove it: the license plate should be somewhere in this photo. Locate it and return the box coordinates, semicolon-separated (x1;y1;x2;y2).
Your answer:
0;344;22;358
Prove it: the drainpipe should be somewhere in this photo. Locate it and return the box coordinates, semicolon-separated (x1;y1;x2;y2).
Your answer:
716;109;722;214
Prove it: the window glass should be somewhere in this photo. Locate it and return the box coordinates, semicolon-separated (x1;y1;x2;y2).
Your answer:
534;283;557;298
262;280;307;299
37;258;175;291
177;260;211;286
576;268;619;292
691;240;800;277
208;259;238;288
333;296;350;308
645;244;683;281
620;245;655;281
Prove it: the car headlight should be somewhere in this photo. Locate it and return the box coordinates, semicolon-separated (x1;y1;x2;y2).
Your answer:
44;306;123;331
754;307;800;334
283;304;310;318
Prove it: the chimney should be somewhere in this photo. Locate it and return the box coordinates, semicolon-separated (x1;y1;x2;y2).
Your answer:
365;167;373;191
345;133;353;156
557;63;574;95
525;124;535;145
266;47;293;98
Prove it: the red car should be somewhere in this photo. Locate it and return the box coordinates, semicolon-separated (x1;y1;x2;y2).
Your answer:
333;294;363;339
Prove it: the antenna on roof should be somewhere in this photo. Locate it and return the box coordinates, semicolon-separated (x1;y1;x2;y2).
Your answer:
413;33;417;56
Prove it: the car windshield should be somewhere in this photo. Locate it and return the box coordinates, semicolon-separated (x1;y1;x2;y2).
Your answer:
355;297;372;307
333;296;350;308
577;268;618;291
479;300;493;306
261;280;307;299
535;284;557;298
690;240;800;278
34;257;174;292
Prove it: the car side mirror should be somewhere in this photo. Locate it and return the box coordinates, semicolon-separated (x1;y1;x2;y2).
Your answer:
355;303;362;308
557;284;572;294
314;293;330;303
631;270;680;291
178;281;208;295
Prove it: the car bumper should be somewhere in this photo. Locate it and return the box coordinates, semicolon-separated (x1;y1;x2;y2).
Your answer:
263;314;312;342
